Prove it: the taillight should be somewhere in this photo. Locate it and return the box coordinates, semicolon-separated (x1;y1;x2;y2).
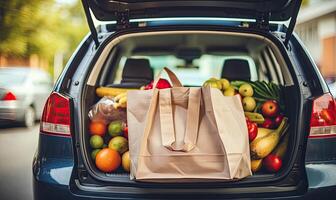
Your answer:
40;92;71;137
309;93;336;138
2;91;16;101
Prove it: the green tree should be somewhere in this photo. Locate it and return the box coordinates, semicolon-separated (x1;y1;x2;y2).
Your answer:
0;0;88;63
0;0;46;56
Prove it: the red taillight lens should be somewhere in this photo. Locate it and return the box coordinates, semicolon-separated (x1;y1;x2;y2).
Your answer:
41;92;71;137
309;93;336;138
2;92;16;101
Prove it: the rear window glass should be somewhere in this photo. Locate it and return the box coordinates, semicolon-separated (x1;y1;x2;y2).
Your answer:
0;69;27;86
114;55;258;86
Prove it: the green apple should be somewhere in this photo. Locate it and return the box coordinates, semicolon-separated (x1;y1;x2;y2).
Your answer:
242;96;256;111
223;86;236;96
219;78;230;90
108;120;123;137
203;80;222;90
89;135;104;149
239;83;254;97
91;149;101;160
108;136;129;154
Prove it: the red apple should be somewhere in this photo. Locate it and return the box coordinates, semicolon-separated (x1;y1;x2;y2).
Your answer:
261;100;279;117
274;114;284;128
261;118;274;129
263;154;282;172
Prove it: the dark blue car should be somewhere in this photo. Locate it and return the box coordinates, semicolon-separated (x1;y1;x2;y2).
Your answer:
33;0;336;199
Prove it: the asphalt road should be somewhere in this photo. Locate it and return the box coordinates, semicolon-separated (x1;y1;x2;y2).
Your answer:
0;124;39;200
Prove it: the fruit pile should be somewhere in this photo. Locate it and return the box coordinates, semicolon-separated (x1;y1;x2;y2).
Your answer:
89;119;130;173
203;78;289;173
90;79;172;173
89;92;130;173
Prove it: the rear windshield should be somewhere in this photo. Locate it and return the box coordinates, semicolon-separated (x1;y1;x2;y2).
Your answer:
0;68;27;86
98;32;290;87
114;55;258;86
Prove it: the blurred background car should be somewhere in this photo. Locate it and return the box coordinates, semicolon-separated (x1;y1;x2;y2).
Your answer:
0;67;53;127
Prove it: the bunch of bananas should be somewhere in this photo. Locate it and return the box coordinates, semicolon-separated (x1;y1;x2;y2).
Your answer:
113;92;127;109
96;87;136;97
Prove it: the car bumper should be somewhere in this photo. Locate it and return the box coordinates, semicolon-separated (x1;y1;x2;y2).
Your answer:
0;101;25;123
33;178;336;200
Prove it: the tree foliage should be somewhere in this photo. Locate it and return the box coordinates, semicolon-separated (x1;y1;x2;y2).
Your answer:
0;0;88;61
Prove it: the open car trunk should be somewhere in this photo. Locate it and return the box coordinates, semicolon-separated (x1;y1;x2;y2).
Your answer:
74;28;307;197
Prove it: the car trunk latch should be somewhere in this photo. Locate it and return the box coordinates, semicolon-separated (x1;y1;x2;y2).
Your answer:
116;10;130;30
256;12;271;30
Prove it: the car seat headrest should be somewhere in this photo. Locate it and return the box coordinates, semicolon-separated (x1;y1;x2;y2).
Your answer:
221;59;251;81
121;58;153;83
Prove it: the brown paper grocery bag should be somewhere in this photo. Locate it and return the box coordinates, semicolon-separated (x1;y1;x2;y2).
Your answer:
127;67;251;182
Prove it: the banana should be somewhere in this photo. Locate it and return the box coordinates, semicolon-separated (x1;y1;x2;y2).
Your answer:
118;96;127;108
244;112;265;124
256;128;274;140
251;159;263;173
250;118;288;159
114;92;127;102
96;87;136;97
113;103;120;109
113;93;127;109
272;131;290;159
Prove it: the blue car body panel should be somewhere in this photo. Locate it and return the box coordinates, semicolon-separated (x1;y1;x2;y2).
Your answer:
33;134;74;185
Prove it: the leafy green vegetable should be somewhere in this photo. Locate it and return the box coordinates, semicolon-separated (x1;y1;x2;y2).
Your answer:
231;80;285;112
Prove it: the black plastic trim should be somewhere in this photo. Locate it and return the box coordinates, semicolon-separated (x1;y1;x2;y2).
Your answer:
87;0;296;22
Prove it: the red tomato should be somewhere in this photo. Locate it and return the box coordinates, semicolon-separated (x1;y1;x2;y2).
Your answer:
263;154;282;172
245;116;251;123
156;79;171;89
123;126;128;138
247;122;258;142
144;79;171;90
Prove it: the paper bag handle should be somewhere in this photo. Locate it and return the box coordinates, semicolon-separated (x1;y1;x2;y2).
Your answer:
159;88;201;152
153;67;183;88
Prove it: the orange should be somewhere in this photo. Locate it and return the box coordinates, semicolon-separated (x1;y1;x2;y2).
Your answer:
89;120;106;136
95;148;121;173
